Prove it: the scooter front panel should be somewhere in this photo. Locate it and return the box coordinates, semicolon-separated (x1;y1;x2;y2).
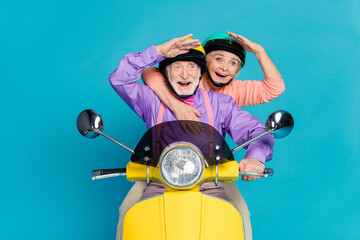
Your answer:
163;192;202;240
200;195;244;240
122;191;244;240
122;195;166;240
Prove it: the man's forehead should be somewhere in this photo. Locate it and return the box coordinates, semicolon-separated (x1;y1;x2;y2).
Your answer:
169;61;198;66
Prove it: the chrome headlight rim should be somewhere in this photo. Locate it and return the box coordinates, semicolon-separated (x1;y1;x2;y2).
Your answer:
159;142;204;189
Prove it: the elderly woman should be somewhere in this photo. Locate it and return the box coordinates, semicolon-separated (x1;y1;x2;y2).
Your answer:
142;31;284;120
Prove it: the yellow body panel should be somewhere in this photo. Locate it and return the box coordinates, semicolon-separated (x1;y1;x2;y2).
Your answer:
163;192;202;239
122;192;244;240
122;195;166;240
200;195;244;240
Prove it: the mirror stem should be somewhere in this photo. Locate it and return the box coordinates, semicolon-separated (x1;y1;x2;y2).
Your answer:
231;131;271;154
97;131;135;154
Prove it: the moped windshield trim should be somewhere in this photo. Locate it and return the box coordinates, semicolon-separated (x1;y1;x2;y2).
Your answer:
131;120;234;167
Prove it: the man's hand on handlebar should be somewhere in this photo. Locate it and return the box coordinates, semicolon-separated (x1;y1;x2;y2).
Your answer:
239;158;265;181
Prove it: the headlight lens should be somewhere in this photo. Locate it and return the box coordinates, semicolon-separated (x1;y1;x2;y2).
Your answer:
160;143;204;188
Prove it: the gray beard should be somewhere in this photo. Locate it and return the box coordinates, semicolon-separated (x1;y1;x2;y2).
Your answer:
168;82;200;99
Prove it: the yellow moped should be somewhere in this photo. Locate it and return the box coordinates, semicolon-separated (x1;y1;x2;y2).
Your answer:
77;110;293;240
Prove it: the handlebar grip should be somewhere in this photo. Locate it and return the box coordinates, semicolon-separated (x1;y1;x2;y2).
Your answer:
264;168;274;176
92;168;126;176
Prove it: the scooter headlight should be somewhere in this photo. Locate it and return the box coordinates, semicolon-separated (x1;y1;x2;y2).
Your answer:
159;143;204;188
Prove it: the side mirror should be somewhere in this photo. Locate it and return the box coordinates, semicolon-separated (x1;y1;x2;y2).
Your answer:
265;110;294;138
231;110;294;154
76;109;134;154
76;109;103;138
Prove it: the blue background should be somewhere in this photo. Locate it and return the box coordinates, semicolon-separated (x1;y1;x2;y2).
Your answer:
1;0;359;239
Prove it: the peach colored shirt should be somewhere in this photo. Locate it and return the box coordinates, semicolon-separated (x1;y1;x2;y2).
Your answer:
142;67;285;108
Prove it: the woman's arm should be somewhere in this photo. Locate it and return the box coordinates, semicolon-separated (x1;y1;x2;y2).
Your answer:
227;32;285;106
141;65;202;121
141;67;182;112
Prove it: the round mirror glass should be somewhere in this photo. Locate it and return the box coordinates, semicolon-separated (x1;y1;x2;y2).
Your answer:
76;109;103;138
265;110;294;138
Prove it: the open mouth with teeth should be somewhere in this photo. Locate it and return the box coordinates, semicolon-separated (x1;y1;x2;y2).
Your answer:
177;81;192;88
215;72;228;79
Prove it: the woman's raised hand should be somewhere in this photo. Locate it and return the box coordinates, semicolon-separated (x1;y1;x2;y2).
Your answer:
227;31;264;55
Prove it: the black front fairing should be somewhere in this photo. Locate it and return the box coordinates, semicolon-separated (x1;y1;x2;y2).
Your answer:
131;121;234;167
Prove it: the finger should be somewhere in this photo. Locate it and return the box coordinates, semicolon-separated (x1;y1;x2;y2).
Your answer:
196;120;205;133
191;121;203;135
245;162;260;171
192;109;204;132
227;31;241;40
185;121;200;135
228;32;246;44
177;33;194;41
191;116;200;122
192;121;204;135
180;38;200;44
227;31;236;37
228;31;244;40
180;121;189;134
189;122;201;135
234;36;245;44
242;175;249;181
178;45;199;54
179;40;201;49
248;176;256;181
239;162;245;172
178;37;200;45
177;43;201;54
177;49;192;56
251;176;261;181
196;121;204;133
193;108;202;118
237;35;248;41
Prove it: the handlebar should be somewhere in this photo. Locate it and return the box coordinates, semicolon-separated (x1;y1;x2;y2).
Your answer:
91;168;126;180
91;167;273;181
264;168;274;176
239;168;273;178
92;168;126;175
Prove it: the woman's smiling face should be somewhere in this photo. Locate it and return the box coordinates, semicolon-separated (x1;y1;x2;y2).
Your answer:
206;50;241;85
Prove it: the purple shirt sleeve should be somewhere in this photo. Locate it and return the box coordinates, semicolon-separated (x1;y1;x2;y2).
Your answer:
109;45;165;122
217;93;274;164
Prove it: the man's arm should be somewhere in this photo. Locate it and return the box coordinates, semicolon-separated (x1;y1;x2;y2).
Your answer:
109;34;201;121
109;45;164;121
221;95;274;181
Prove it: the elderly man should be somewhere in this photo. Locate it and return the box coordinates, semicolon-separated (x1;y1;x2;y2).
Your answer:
109;34;274;240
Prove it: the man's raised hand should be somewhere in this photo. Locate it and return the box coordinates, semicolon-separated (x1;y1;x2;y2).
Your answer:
156;34;201;58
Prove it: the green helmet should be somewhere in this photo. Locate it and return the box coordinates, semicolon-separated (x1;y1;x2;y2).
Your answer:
203;32;246;67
